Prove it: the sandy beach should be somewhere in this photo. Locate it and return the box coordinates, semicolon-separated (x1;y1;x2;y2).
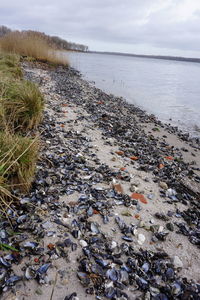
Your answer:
2;61;200;300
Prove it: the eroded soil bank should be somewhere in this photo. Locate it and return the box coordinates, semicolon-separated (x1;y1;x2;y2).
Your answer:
2;62;200;300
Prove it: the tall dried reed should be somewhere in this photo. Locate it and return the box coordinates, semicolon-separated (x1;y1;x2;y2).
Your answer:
0;31;69;65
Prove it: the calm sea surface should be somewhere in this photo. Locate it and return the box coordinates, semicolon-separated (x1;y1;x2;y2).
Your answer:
66;52;200;137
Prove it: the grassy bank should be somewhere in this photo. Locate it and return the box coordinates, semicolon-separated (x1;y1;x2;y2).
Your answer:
0;52;43;214
0;32;70;214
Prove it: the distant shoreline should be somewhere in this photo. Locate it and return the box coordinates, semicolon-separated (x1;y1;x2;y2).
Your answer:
87;50;200;64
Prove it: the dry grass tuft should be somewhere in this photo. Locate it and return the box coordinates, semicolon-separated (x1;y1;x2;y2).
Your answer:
0;53;20;67
0;52;42;214
0;53;23;78
0;132;39;193
0;175;14;218
0;32;69;66
0;79;44;131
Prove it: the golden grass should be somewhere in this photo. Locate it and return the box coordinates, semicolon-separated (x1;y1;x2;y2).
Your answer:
0;132;39;193
0;53;20;66
0;53;23;78
1;79;44;131
0;175;14;218
0;32;69;66
0;132;39;218
0;52;42;214
0;75;11;131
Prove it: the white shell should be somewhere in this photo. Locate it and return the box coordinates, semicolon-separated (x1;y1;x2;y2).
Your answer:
138;233;146;245
79;240;88;247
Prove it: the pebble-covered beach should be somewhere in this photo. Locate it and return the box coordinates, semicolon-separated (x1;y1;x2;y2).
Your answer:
1;61;200;300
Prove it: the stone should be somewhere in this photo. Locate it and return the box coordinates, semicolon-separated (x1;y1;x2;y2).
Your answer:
45;177;52;185
130;184;136;192
166;188;176;197
131;193;148;204
79;240;88;247
158;226;164;233
138;233;146;245
121;210;132;217
35;288;43;295
115;150;124;156
110;241;117;249
159;181;168;190
166;222;174;231
173;256;183;269
113;183;124;194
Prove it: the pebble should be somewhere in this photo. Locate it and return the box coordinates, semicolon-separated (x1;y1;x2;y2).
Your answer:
159;181;168;190
166;222;174;231
166;188;176;197
158;225;164;233
110;241;117;249
35;288;43;295
137;233;146;245
129;184;136;192
79;240;88;247
45;177;52;185
173;256;183;269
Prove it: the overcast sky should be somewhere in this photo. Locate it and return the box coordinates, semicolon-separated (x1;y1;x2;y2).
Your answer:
1;0;200;57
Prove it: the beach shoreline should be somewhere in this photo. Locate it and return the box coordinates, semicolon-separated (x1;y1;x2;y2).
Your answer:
2;61;200;299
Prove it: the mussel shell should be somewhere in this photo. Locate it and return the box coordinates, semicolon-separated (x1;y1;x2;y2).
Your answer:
0;257;11;268
64;292;78;300
36;263;51;274
25;267;36;280
5;275;22;286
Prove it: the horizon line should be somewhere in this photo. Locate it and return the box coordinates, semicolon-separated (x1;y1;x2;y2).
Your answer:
87;50;200;64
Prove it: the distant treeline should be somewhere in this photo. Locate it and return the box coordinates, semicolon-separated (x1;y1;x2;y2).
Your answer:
0;25;88;52
90;51;200;64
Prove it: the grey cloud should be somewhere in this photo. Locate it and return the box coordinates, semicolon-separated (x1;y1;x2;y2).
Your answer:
1;0;200;56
